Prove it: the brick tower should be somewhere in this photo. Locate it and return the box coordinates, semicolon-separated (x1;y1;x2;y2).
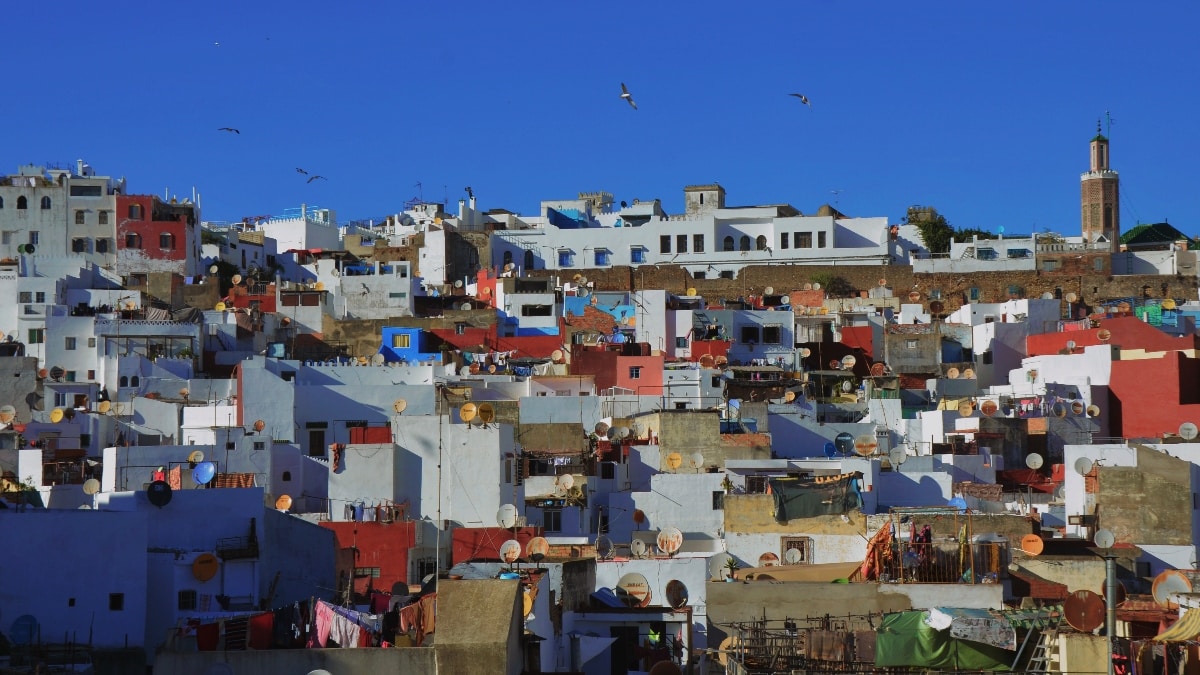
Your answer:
1081;120;1119;251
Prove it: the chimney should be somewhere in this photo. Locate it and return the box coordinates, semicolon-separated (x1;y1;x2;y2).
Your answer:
301;203;307;220
76;159;84;176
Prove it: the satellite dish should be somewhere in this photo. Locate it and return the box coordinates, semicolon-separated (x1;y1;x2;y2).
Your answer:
577;288;590;298
962;368;975;379
689;452;705;469
758;552;780;567
888;446;908;466
657;526;683;556
630;539;648;558
829;359;841;370
869;362;886;377
147;480;173;508
957;400;975;417
823;442;837;458
111;402;126;416
477;403;495;423
763;286;775;296
799;347;812;358
214;302;226;312
253;419;266;432
1074;457;1095;475
665;452;683;470
527;536;550;563
97;400;111;414
0;405;14;423
481;287;492;297
1041;292;1055;300
710;552;734;580
497;504;519;529
1021;534;1045;556
841;355;856;370
946;367;960;379
717;636;742;668
784;548;804;564
487;364;497;373
460;302;472;311
9;615;39;646
453;279;464;288
784;391;796;402
1064;590;1106;632
853;434;878;456
812;282;821;291
802;282;813;291
459;403;477;423
578;276;589;286
596;535;614;559
82;478;100;495
665;580;689;609
948;496;968;512
275;494;293;511
1087;404;1101;417
632;509;646;525
1097;328;1112;342
834;432;855;455
49;408;64;423
1070;400;1085;416
594;422;610;436
499;539;522;564
1026;453;1045;470
1052;403;1067;418
370;353;385;366
188;449;205;464
1066;340;1077;351
1094;529;1116;549
209;265;219;274
1065;292;1078;303
231;274;242;285
908;290;921;302
551;349;564;362
614;426;631;440
686;287;697;297
557;473;575;491
980;400;999;416
616;572;652;607
1181;422;1199;440
193;462;217;485
930;300;945;314
1153;569;1193;608
841;381;853;394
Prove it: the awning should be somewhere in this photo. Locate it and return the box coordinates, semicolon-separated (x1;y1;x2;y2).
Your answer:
926;607;1016;650
1154;608;1200;642
740;561;862;582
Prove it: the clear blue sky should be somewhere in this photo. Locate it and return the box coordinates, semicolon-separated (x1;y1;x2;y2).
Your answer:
5;1;1198;234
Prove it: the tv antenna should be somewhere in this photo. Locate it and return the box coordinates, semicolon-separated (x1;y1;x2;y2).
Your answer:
830;189;844;210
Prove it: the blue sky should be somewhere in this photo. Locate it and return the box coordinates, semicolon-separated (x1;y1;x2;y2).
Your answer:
5;1;1199;234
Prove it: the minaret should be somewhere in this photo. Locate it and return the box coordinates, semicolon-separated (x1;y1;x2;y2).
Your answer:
1081;119;1119;251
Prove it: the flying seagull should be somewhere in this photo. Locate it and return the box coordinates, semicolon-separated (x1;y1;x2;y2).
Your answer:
788;93;812;108
217;127;240;134
306;175;327;183
620;83;637;110
296;168;308;175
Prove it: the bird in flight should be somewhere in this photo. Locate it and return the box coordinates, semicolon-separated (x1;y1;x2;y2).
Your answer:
218;127;240;134
296;168;308;175
789;93;812;108
306;175;327;183
620;83;637;110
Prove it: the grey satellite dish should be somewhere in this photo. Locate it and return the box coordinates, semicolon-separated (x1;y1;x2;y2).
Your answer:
460;302;472;311
596;535;614;560
784;548;804;564
577;287;590;298
496;503;518;529
1074;457;1095;475
453;279;463;288
630;539;648;558
888;447;908;466
709;552;734;580
1094;529;1116;549
370;353;385;366
1026;453;1045;470
1041;292;1054;300
1180;422;1199;440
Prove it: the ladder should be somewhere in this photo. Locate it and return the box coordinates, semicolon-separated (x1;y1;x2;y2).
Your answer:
1024;623;1061;674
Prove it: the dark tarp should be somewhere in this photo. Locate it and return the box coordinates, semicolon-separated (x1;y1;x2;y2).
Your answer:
875;610;1013;670
769;472;862;523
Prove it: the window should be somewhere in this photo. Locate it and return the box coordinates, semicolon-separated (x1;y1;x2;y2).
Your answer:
87;370;95;380
756;235;768;250
34;292;43;303
723;236;734;251
253;440;265;451
1094;258;1105;272
455;323;467;335
72;238;87;253
746;475;769;494
0;232;8;244
676;336;689;349
739;235;750;251
28;328;43;344
131;375;139;387
65;371;76;382
782;537;813;564
109;593;124;611
159;232;175;249
524;249;535;270
19;292;31;303
98;210;109;225
712;491;724;510
75;210;86;224
720;270;734;279
660;235;671;254
543;509;563;532
503;250;513;268
693;234;704;252
1042;259;1061;272
905;339;918;349
65;337;77;350
558;250;573;267
630;247;644;264
417;557;438;580
693;271;706;279
125;233;142;249
780;233;789;249
391;333;410;348
388;292;407;299
982;351;993;365
817;231;826;248
0;196;3;208
178;590;197;611
762;325;781;344
120;376;128;387
676;234;688;253
17;196;28;210
70;185;102;197
96;238;109;253
796;232;812;248
354;567;382;578
594;249;610;266
600;462;615;480
521;304;552;316
40;196;51;210
55;392;67;407
128;204;143;220
29;231;38;245
741;326;760;344
282;471;292;481
629;366;642;379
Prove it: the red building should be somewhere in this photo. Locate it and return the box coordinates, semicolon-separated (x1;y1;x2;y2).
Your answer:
570;343;664;395
1026;316;1200;357
114;195;199;277
1108;351;1200;439
451;526;542;566
321;521;419;598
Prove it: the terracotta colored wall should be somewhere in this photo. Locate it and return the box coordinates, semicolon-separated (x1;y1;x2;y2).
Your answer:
321;521;417;594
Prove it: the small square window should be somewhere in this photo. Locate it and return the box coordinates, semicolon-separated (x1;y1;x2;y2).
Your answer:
675;337;689;349
712;491;724;510
601;462;615;480
817;231;827;248
629;366;642;379
906;339;918;349
68;597;76;607
109;593;124;611
693;234;705;252
178;590;197;611
630;247;644;264
660;235;671;254
720;270;734;279
594;249;610;266
676;234;688;253
19;292;31;303
253;441;265;451
98;211;109;225
543;509;562;532
65;337;77;350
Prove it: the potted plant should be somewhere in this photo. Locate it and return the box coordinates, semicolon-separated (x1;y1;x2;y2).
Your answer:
724;557;741;582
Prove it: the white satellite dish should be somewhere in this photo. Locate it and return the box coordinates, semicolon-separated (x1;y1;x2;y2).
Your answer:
1094;529;1116;549
812;282;821;290
556;474;575;491
689;452;705;469
371;353;385;366
763;286;775;296
453;279;463;288
1074;457;1095;475
1180;422;1199;441
888;447;908;466
496;503;518;529
784;548;804;565
499;539;522;564
209;265;219;274
709;552;734;580
630;539;648;558
656;526;684;556
1026;453;1045;470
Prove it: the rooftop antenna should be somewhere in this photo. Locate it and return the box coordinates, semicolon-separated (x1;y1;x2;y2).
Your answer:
830;189;844;210
1106;110;1114;138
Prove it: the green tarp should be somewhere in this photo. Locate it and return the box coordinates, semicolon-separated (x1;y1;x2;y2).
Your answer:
769;473;862;523
875;610;1014;671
